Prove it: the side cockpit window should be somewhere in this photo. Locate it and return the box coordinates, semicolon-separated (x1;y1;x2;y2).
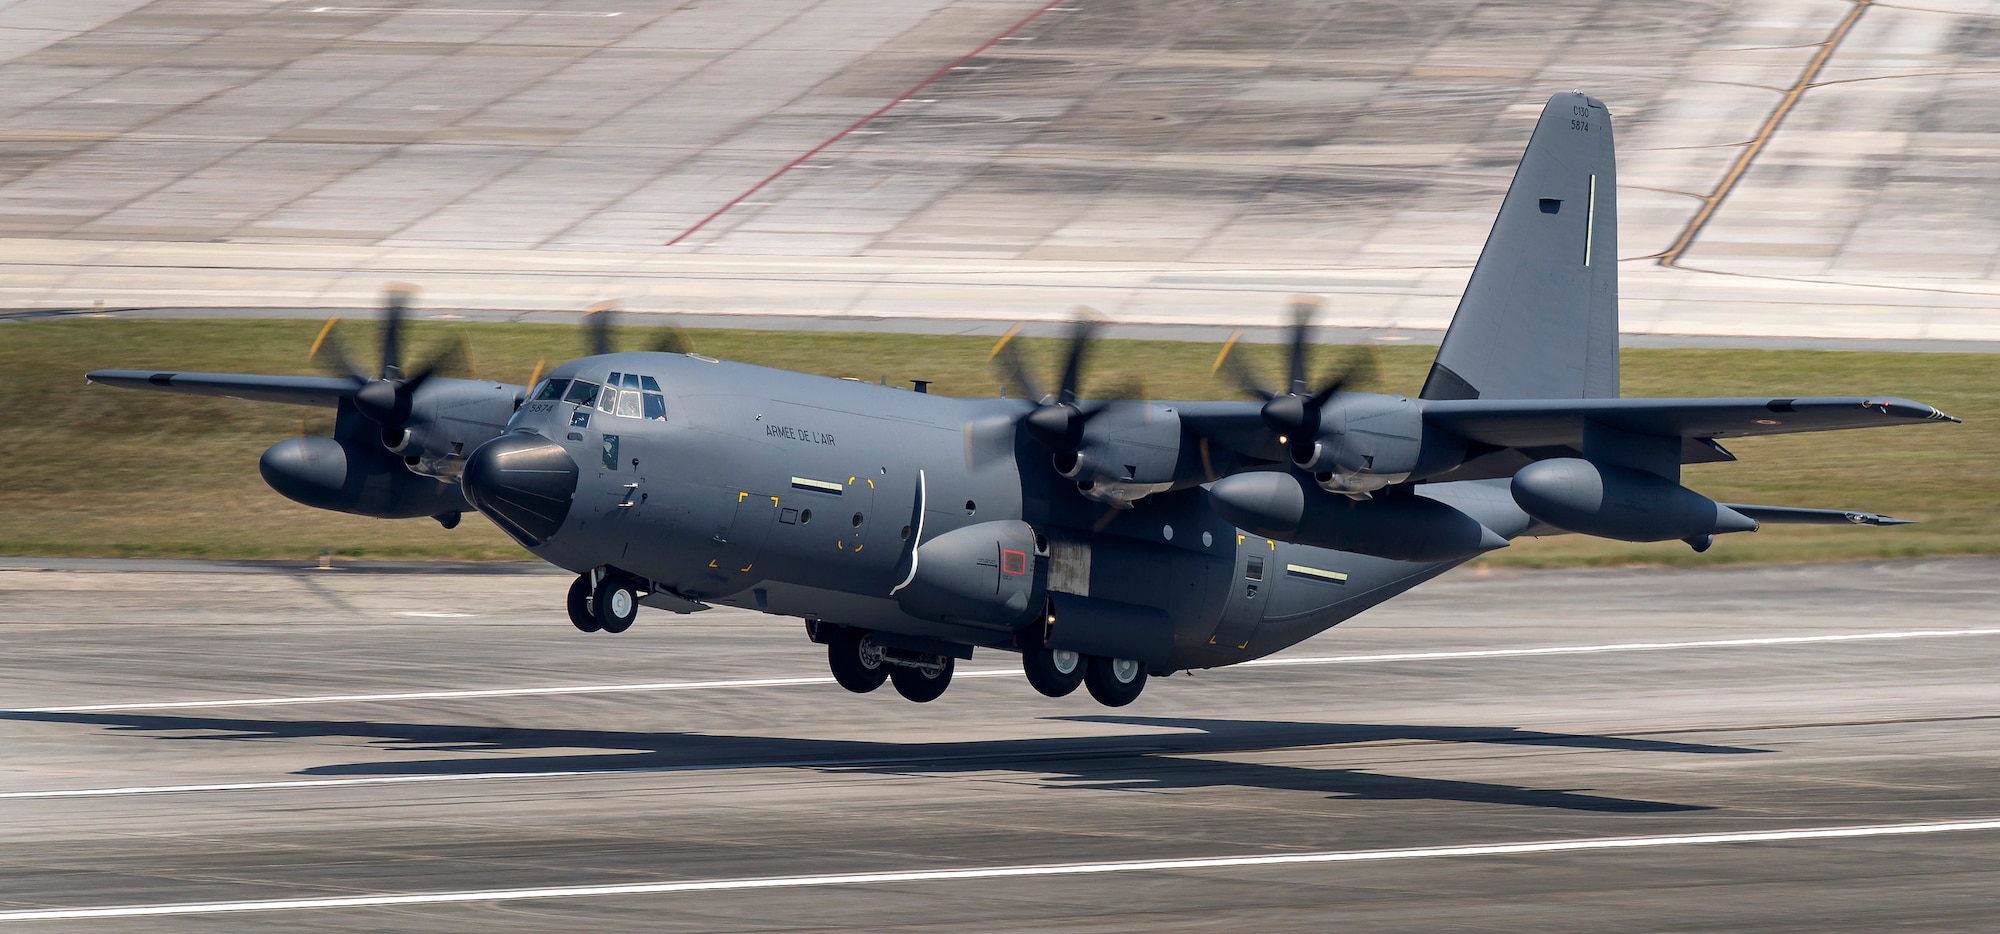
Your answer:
563;380;600;408
534;378;571;401
640;376;667;420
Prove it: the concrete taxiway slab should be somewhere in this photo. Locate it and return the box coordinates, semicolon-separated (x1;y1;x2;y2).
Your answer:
1;1;1998;342
1;557;1996;930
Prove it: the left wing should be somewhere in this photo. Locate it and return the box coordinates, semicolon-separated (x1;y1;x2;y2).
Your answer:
86;369;363;408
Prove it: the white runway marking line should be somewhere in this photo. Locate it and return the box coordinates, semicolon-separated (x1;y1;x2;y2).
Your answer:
2;818;1996;923
15;627;1998;715
308;6;623;15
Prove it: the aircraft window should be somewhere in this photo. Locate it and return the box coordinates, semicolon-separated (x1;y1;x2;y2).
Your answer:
534;379;570;401
640;375;662;392
606;371;622;386
615;389;641;418
597;388;618;414
642;392;667;421
563;381;600;407
622;373;642;390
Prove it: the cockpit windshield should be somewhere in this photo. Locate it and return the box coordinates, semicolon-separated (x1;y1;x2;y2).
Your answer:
533;379;571;401
596;371;668;421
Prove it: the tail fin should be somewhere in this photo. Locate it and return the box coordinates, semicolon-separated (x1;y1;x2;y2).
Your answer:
1420;92;1618;401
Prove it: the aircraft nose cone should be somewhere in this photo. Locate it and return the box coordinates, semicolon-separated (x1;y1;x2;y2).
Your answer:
462;433;577;547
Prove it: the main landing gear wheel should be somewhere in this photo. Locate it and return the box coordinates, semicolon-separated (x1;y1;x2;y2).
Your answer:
890;656;954;703
593;575;639;634
1085;656;1146;707
567;574;601;633
1022;646;1085;698
827;628;889;694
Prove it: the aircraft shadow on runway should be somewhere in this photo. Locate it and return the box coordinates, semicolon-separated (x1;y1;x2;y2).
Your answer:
2;709;1769;813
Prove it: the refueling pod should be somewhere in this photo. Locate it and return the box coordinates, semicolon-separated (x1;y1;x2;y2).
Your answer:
1510;458;1757;546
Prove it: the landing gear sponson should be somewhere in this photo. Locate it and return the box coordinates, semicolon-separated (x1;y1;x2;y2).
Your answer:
810;622;1147;707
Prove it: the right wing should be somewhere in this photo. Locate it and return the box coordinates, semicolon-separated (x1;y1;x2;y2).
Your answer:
86;370;362;408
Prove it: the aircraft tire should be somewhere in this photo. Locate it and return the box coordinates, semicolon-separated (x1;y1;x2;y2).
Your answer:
1084;656;1146;707
827;628;889;694
567;574;601;633
889;656;954;703
594;575;639;634
1022;647;1085;698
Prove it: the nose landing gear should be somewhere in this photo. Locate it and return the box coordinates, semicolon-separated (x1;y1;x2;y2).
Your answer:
565;570;639;634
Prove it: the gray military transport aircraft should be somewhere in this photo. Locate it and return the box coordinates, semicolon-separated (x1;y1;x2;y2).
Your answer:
90;92;1958;707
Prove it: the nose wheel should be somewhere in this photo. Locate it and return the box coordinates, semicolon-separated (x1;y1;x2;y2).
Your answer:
566;574;600;633
566;571;639;634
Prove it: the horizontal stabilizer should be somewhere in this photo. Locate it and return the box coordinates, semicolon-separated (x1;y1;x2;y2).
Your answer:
87;369;361;408
1426;396;1958;448
1724;504;1915;526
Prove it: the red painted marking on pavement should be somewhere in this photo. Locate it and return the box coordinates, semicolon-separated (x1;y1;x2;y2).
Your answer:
664;0;1069;247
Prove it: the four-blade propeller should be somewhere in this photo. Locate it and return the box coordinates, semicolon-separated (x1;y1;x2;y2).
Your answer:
1212;297;1373;466
989;311;1142;469
311;285;465;450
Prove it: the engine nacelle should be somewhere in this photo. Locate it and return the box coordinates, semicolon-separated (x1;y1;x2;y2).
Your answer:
396;379;526;481
1300;395;1460;497
894;520;1042;627
260;437;468;520
1208;471;1507;563
1058;404;1184;507
1510;458;1757;543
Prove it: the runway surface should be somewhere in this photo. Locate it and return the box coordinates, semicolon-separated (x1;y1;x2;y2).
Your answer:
2;557;1997;931
3;1;2000;340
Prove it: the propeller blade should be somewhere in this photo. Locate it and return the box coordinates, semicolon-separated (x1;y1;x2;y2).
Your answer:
989;324;1043;403
380;284;416;380
646;321;695;355
1056;314;1099;405
527;357;547;389
1285;296;1322;394
583;300;618;356
308;317;369;383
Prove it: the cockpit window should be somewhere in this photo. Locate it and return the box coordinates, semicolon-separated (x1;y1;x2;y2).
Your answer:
622;373;642;391
597;387;618;414
533;379;571;401
642;392;667;421
562;380;599;407
615;389;641;418
640;376;662;393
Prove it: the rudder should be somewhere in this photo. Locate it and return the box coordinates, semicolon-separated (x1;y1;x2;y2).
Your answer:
1420;92;1618;401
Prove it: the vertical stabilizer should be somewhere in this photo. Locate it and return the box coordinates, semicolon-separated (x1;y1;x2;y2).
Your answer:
1420;92;1618;401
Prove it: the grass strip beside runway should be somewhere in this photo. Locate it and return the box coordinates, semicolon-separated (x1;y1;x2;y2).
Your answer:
1;318;1991;565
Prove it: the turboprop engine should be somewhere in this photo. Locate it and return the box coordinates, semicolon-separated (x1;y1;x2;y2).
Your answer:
1510;458;1757;549
1294;394;1459;497
1208;471;1507;563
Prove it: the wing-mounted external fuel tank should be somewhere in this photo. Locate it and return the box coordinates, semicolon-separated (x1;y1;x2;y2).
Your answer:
1510;458;1755;548
1207;471;1507;563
